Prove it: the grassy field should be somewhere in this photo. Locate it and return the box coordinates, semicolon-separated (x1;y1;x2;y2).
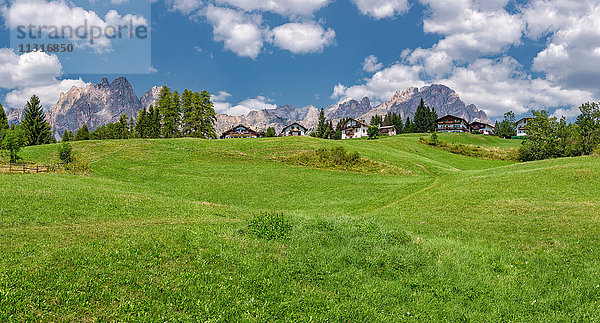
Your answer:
1;133;599;321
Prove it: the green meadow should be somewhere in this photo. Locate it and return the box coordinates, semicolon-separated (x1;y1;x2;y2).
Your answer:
1;133;599;321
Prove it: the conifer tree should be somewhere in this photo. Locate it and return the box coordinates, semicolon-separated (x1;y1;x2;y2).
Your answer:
147;105;161;138
21;95;52;146
405;117;413;133
61;130;74;142
135;108;148;138
74;124;90;141
316;109;327;138
0;103;8;133
118;114;130;139
198;90;217;139
325;121;334;139
429;107;438;132
370;115;383;126
413;98;431;133
156;86;172;137
163;90;181;138
181;89;195;136
394;113;404;133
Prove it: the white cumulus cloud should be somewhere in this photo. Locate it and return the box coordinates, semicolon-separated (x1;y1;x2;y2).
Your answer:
362;55;383;72
204;5;266;59
271;22;335;54
351;0;410;19
0;49;87;109
3;0;148;52
215;0;332;16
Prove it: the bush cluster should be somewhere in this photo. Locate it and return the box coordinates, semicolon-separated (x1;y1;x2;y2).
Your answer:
517;107;600;161
315;146;360;167
421;135;517;161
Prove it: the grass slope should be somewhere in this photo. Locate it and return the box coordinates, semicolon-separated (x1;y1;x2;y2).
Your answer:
1;133;599;321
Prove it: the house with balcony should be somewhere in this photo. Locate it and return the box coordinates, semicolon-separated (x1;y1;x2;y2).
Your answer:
220;125;259;139
281;122;307;136
470;121;495;135
340;118;369;139
436;115;470;133
516;117;534;137
378;125;397;136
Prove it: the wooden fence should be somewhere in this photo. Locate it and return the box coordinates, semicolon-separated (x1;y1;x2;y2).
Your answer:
0;163;65;174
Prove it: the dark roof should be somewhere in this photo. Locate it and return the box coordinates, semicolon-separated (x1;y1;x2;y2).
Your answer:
220;125;258;138
378;125;397;130
436;115;469;124
340;118;369;129
470;121;495;127
281;122;307;132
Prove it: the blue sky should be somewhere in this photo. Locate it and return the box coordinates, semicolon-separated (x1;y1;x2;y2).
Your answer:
1;0;599;120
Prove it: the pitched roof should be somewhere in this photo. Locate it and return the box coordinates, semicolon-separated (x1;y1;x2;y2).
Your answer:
282;122;307;132
340;118;369;129
470;121;495;127
436;115;469;124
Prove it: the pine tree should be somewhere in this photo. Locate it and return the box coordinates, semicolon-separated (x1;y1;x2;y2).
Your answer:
198;90;217;139
395;113;404;133
325;121;334;139
316;109;327;138
135;108;148;138
118;114;130;139
147;105;161;138
156;86;172;137
413;98;431;133
370;115;383;126
21;95;52;146
265;127;276;137
181;89;195;136
162;90;181;138
0;103;8;132
429;107;438;132
74;124;90;141
61;130;74;142
405;117;413;133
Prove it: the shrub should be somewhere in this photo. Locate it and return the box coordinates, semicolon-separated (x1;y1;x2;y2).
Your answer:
65;155;91;174
247;211;292;240
265;127;276;137
2;129;24;163
58;142;73;164
421;136;517;161
367;126;381;140
315;146;360;167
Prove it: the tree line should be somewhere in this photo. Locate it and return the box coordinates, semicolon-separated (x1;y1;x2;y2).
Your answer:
493;102;600;161
1;87;217;163
1;95;55;162
62;86;217;142
310;98;438;140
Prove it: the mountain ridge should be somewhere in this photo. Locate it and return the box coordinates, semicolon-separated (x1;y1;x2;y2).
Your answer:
5;77;490;137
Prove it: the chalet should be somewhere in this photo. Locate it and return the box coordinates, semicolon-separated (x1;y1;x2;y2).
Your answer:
220;125;259;139
516;117;534;137
470;121;495;135
436;115;470;133
281;122;307;136
379;125;397;136
340;118;369;139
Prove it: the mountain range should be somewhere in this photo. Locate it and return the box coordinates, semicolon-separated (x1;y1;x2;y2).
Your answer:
5;77;491;138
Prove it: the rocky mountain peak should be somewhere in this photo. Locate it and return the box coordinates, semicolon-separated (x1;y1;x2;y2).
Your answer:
361;84;491;124
46;77;142;139
99;77;110;88
140;86;162;109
